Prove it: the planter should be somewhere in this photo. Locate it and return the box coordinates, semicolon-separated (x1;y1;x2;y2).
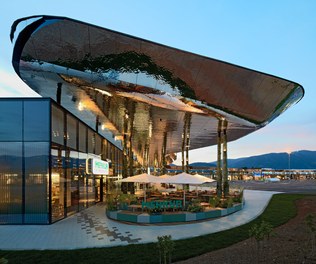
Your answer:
106;202;244;224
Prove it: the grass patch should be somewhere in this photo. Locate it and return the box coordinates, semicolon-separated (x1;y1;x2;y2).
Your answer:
0;193;310;263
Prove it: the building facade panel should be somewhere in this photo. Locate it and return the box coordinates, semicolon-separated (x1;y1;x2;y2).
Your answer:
0;98;122;224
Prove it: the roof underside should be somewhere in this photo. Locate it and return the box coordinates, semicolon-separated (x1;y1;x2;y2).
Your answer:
11;15;304;165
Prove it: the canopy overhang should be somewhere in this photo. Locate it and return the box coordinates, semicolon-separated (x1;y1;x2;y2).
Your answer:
11;15;304;165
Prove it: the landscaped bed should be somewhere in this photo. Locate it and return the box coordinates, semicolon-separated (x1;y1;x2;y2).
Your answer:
106;203;244;224
105;189;244;224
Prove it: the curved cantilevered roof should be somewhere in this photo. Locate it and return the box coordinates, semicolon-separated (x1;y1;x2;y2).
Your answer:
11;15;304;165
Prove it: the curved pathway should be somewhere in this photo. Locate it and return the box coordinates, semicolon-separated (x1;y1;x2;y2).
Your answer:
0;190;277;250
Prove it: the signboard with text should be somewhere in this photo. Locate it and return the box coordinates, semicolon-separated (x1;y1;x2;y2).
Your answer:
86;158;109;175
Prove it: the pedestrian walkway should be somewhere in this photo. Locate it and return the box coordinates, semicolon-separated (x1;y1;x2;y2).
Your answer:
0;190;277;250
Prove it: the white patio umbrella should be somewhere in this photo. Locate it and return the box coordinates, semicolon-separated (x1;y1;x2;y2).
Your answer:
162;172;215;206
115;173;162;202
193;173;216;192
163;172;214;184
159;174;171;179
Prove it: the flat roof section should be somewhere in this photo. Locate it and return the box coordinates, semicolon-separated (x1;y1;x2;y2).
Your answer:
11;15;304;165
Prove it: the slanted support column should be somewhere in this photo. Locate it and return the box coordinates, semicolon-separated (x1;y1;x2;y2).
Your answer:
121;109;129;194
128;103;135;178
145;143;150;174
222;119;229;197
216;119;223;198
185;113;191;173
216;118;229;198
182;112;191;173
181;122;186;172
161;132;167;174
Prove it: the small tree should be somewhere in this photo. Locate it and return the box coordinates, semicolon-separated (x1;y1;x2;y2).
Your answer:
157;235;174;264
249;220;274;263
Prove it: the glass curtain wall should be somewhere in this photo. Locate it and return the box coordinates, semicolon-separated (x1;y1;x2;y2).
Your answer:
0;99;50;224
50;102;121;223
0;98;122;224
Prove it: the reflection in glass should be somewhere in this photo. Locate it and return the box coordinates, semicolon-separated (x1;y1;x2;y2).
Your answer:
66;151;79;215
0;101;22;141
95;178;101;202
78;122;86;152
51;148;65;222
0;142;23;224
0;98;119;224
66;114;77;149
86;154;95;207
87;177;95;207
24;142;49;223
24;100;50;141
95;134;102;155
52;105;64;145
78;152;87;210
87;129;95;154
102;140;108;159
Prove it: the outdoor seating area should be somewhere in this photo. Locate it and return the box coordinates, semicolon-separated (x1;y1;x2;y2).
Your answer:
106;195;244;224
105;173;244;224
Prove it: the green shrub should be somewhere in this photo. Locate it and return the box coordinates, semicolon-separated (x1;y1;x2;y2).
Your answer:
187;199;203;212
117;194;137;205
105;195;118;211
187;204;203;212
232;188;244;203
209;196;220;208
219;197;233;208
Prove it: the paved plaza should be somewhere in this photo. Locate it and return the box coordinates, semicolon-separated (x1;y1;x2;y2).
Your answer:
0;190;277;250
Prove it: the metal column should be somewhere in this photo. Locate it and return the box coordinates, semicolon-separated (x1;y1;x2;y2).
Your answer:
216;119;223;198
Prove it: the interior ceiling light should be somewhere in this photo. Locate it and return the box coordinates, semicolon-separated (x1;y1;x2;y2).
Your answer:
78;102;84;111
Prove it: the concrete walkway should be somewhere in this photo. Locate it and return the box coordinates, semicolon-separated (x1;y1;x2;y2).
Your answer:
0;190;278;250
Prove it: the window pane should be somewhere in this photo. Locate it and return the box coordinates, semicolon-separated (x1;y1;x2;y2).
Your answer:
78;122;86;152
102;140;108;159
51;147;66;222
0;101;22;141
66;151;79;215
87;129;95;154
52;105;64;145
95;134;102;155
24;100;50;141
87;177;95;207
24;142;49;224
0;142;23;224
66;114;77;149
86;154;96;207
78;152;88;210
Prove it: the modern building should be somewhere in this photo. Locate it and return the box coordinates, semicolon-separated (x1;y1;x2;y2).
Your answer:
0;15;304;224
0;97;122;224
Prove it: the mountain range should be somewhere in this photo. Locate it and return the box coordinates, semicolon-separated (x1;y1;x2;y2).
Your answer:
189;150;316;169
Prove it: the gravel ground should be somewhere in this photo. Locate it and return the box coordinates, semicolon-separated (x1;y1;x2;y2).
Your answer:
175;196;316;264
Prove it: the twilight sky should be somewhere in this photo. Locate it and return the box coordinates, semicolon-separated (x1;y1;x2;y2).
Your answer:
1;0;315;164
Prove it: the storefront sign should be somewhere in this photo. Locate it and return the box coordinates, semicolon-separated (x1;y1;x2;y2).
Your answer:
141;200;182;209
86;158;109;175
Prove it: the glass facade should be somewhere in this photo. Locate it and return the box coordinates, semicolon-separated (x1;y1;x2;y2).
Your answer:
0;98;122;224
0;99;49;224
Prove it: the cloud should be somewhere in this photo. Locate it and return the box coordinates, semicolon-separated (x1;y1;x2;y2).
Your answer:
0;68;39;97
